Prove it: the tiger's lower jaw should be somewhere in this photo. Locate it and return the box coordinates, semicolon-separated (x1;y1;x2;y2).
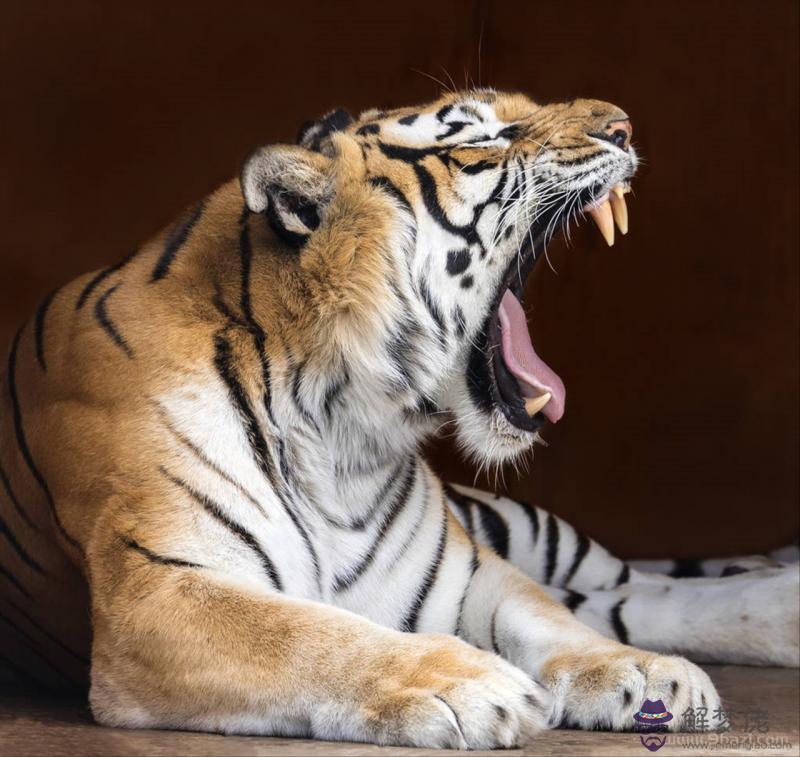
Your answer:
470;182;632;438
465;233;560;440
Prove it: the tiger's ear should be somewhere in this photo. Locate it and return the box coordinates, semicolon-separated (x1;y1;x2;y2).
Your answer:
297;108;354;154
240;145;334;249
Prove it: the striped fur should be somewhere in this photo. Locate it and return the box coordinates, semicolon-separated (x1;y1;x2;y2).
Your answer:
1;89;796;746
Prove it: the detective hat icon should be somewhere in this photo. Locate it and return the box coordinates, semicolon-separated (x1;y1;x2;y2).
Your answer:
633;699;674;724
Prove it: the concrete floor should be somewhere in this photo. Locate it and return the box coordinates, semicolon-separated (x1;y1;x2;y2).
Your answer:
1;666;798;756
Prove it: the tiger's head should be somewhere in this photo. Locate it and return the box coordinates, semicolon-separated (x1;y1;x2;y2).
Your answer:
240;89;636;465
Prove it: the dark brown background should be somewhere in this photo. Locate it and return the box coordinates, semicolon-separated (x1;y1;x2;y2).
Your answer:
1;1;797;558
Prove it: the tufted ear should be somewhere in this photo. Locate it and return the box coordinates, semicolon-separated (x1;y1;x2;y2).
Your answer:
297;108;354;154
240;145;334;249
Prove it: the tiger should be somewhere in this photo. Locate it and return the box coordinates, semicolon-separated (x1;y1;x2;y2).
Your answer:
1;87;798;749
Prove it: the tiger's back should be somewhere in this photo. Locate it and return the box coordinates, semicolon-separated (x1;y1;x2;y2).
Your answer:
0;181;248;689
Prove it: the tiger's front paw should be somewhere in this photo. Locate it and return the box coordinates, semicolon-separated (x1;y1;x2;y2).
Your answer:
351;633;552;749
543;646;721;732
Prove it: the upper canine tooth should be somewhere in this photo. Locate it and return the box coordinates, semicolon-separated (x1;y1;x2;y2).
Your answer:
524;393;551;416
589;200;615;246
609;192;629;235
612;183;626;199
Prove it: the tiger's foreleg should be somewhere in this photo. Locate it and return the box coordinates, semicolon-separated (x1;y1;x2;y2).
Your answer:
448;485;800;667
87;527;548;748
453;537;722;731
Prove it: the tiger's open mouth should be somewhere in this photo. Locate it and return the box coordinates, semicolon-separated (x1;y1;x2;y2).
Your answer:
476;183;631;432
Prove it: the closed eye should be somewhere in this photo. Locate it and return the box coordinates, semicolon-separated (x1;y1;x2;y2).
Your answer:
453;123;520;149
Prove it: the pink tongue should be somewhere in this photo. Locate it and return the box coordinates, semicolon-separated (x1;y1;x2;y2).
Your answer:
498;289;566;423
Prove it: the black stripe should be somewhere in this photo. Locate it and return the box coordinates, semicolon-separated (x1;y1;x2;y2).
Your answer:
290;359;316;425
156;405;271;523
7;328;82;553
322;368;350;420
412;160;508;257
0;462;38;531
669;558;704;578
2;596;88;664
413;163;472;238
435;104;453;122
563;532;591;587
76;251;136;310
555;151;604;168
459;105;485;123
33;288;59;371
444;485;474;535
150;199;206;282
276;437;292;489
402;506;448;632
212;330;320;585
554;143;600;152
378;141;445;164
544;513;560;584
320;458;405;531
564;591;587;612
455;540;479;637
496;124;521;141
409;395;440;420
213;330;276;484
721;565;749;578
356;123;380;137
417;277;447;336
0;515;45;574
610;599;629;644
453;306;466;338
94;285;133;358
490;607;501;654
160;467;283;591
461;159;498;175
0;611;80;689
389;470;431;562
385;321;424;391
368;175;413;214
514;498;540;545
0;561;31;598
238;214;277;428
333;460;417;592
398;113;419;126
125;537;203;569
437;120;470;140
211;284;248;328
615;563;631;586
475;502;509;559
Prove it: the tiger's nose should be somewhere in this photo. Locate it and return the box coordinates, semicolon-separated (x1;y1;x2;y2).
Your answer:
605;119;632;150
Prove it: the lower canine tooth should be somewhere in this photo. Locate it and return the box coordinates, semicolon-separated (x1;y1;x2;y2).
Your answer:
589;200;615;246
610;192;628;235
524;393;551;416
